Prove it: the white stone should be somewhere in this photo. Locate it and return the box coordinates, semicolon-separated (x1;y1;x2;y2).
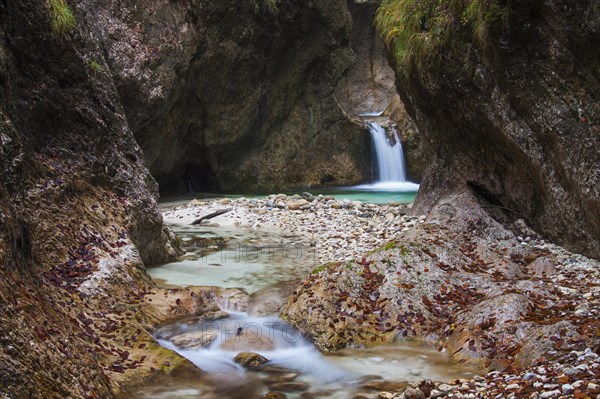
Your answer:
562;384;574;394
539;391;560;399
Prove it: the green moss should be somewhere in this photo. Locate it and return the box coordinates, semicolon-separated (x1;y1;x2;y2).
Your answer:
253;0;278;14
375;0;508;72
399;244;410;258
311;265;326;274
384;241;398;251
88;60;104;72
47;0;76;38
311;262;339;275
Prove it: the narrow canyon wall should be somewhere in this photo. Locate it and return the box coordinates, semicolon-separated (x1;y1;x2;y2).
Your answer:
97;0;372;194
335;0;423;181
0;1;181;397
390;0;600;259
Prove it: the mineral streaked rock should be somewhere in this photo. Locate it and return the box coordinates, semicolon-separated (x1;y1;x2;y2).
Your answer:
391;0;600;260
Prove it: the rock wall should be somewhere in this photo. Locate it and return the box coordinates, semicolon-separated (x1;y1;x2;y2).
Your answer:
335;0;423;181
98;0;372;194
391;0;600;259
282;193;600;369
0;1;182;397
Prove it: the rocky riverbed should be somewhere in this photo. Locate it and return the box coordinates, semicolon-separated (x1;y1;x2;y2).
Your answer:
161;193;600;399
163;192;423;266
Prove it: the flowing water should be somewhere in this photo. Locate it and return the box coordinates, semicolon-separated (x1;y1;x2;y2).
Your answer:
137;207;476;399
131;119;449;398
368;122;407;183
129;310;474;399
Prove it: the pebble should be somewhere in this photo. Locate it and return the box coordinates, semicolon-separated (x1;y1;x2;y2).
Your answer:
562;367;579;375
404;388;425;399
561;384;574;394
437;384;453;392
523;372;538;380
539;390;560;399
429;389;444;399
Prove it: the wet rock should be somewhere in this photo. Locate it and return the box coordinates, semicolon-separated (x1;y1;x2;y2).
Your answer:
261;365;297;375
404;388;426;399
248;280;299;317
562;367;580;375
429;389;446;399
417;380;435;396
202;310;230;320
539;390;560;399
263;373;299;385
264;392;287;399
218;288;249;312
301;192;315;202
361;380;409;392
331;202;343;209
266;382;309;392
377;393;396;399
234;352;269;369
154;323;183;340
171;331;218;350
288;199;309;211
561;384;574;394
221;334;275;352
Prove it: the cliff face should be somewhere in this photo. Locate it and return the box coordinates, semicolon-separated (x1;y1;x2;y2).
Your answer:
0;1;181;397
390;0;600;259
334;0;423;182
97;0;371;194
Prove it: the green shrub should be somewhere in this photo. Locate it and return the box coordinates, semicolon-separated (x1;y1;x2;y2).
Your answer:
47;0;76;37
375;0;508;72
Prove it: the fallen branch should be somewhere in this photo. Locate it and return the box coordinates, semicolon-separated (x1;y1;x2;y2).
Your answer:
191;208;232;225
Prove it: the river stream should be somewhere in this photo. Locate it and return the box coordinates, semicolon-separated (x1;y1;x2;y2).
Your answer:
132;196;475;398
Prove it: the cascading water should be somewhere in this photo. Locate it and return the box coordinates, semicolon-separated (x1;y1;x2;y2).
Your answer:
351;120;419;192
368;122;407;182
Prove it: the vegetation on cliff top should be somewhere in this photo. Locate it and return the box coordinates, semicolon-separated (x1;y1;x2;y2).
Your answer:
254;0;278;14
47;0;76;37
375;0;508;71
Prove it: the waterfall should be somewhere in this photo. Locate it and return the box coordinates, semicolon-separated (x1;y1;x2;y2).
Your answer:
368;121;407;182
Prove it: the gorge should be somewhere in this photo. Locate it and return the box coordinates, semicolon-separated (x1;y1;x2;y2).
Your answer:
1;0;599;398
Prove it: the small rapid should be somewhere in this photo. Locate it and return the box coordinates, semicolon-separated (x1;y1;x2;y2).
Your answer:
156;312;348;384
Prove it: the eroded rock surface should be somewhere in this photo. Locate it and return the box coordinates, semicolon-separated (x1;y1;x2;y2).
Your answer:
392;0;600;259
94;0;371;194
0;1;185;397
281;194;600;371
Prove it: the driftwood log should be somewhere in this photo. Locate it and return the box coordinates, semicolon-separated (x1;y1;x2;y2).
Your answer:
191;208;232;225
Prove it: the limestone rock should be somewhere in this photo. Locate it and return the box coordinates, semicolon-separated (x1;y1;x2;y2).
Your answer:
234;352;269;369
221;334;275;352
171;331;218;350
266;382;309;392
396;0;600;260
